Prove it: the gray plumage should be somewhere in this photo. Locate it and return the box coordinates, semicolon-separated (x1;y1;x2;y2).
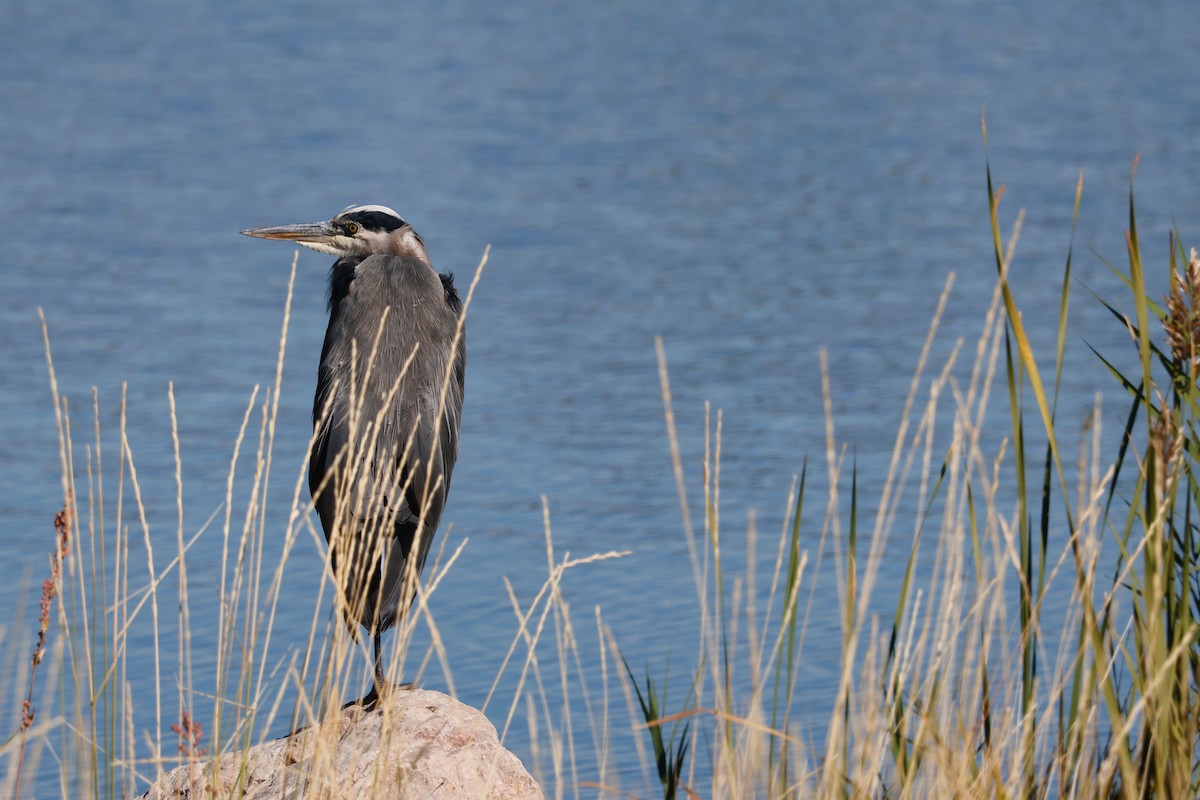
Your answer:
242;204;465;704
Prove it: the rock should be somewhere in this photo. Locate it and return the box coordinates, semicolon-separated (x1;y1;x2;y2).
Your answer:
141;688;544;800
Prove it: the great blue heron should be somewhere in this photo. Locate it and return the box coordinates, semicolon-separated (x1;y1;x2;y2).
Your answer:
241;204;465;707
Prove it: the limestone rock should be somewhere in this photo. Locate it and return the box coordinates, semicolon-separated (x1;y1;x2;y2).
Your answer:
142;688;543;800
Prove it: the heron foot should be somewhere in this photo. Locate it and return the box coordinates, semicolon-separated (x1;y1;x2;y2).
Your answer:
342;680;418;712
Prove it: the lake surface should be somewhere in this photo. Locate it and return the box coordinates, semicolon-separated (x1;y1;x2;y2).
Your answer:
3;1;1200;795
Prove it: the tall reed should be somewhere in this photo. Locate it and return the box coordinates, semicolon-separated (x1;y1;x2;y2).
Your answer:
614;145;1200;798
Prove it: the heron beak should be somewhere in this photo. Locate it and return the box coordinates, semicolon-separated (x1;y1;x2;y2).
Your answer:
239;220;338;244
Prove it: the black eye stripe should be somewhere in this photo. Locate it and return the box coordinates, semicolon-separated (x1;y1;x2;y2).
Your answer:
338;210;406;232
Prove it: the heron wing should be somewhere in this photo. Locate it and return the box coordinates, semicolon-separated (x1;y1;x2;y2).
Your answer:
372;285;465;629
309;256;465;631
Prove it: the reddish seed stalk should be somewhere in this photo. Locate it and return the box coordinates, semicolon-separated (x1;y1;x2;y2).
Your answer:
170;710;207;759
13;492;73;799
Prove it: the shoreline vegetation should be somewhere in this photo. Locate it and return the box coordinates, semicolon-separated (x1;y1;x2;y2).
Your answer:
4;144;1199;798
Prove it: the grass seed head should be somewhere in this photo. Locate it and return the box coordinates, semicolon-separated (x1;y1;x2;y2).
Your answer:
1164;247;1200;366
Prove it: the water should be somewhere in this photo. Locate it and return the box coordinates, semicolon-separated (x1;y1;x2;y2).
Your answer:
3;1;1200;795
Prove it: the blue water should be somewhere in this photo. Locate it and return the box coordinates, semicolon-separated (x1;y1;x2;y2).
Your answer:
3;1;1200;796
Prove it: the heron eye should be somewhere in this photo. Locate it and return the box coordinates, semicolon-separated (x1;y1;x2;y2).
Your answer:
344;222;360;235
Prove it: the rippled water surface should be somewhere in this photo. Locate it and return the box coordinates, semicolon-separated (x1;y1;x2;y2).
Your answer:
3;1;1200;795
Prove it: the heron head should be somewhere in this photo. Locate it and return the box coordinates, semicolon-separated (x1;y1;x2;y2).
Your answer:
241;204;428;261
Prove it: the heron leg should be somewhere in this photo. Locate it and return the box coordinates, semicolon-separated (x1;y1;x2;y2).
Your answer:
340;630;387;711
373;630;384;696
354;631;386;710
342;629;417;711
